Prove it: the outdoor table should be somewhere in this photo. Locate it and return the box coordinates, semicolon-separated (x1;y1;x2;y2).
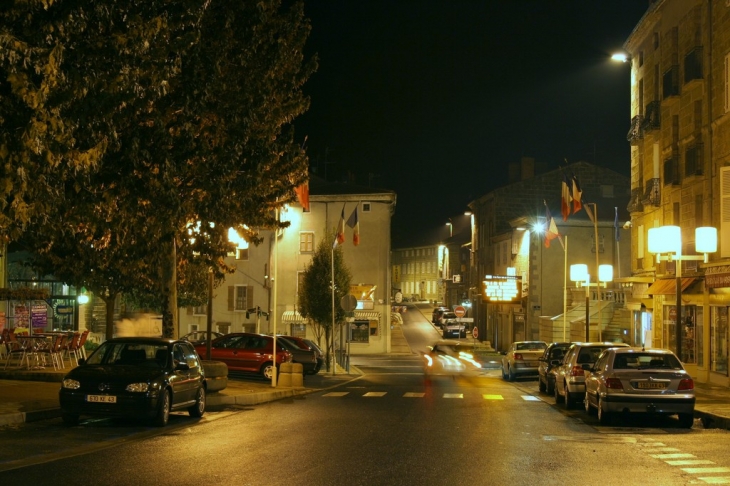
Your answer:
16;335;51;370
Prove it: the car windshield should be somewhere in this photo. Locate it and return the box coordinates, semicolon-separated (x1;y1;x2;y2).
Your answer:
612;353;683;370
442;312;457;319
577;347;612;363
86;342;170;368
516;342;547;351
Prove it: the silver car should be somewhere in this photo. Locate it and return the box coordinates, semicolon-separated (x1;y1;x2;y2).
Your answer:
554;342;629;408
584;347;695;427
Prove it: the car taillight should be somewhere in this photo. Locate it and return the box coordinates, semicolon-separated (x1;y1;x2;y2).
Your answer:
678;378;694;391
605;378;622;389
514;353;523;361
569;365;584;377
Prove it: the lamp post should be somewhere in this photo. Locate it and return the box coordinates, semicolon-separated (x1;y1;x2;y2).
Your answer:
570;263;613;342
648;226;717;360
446;220;453;238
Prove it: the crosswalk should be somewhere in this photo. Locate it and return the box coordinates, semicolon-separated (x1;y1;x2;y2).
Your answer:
638;439;730;484
322;391;533;400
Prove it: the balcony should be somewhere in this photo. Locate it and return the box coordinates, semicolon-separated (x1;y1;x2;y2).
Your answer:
627;114;643;145
641;178;660;207
684;46;703;84
642;101;660;132
627;187;643;213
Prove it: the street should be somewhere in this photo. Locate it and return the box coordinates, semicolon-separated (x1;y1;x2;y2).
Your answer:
1;306;729;485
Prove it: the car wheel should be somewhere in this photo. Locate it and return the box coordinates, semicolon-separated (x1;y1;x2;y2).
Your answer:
153;389;171;427
563;383;571;409
508;366;515;382
597;397;611;425
261;362;277;380
546;378;554;396
62;412;79;426
501;365;508;380
538;376;546;393
188;386;206;418
678;413;694;429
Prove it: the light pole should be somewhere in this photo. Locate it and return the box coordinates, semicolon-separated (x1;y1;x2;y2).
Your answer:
570;263;613;342
648;226;717;360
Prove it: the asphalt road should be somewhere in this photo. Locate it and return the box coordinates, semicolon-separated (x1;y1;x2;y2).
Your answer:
1;305;729;484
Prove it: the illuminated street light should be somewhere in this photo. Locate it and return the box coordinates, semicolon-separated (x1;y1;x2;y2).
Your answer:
570;264;613;341
648;226;717;360
611;52;630;63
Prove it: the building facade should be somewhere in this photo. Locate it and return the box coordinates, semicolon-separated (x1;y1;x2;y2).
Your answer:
622;0;730;385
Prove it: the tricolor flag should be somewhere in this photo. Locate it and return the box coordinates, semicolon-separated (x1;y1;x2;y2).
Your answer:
561;174;572;221
346;206;360;246
295;181;310;212
572;174;582;213
545;201;560;248
333;205;346;248
614;207;620;242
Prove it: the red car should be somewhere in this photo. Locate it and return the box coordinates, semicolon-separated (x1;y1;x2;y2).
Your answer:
195;333;292;379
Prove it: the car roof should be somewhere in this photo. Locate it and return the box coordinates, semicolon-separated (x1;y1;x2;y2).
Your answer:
104;337;178;345
610;347;677;355
569;342;629;347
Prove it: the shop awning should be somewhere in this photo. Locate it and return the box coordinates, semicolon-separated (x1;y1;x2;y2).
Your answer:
282;311;305;323
353;311;381;321
646;278;696;296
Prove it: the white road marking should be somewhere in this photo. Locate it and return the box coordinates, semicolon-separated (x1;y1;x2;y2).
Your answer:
482;394;504;400
443;393;463;399
683;468;730;474
521;396;540;401
403;392;425;398
697;477;730;484
363;392;387;397
665;460;715;466
323;392;349;397
651;453;696;459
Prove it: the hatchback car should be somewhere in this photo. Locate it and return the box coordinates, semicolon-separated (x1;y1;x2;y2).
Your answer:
553;342;629;408
195;333;292;379
59;337;206;427
538;342;571;394
431;306;449;326
440;311;466;338
584;347;695;427
181;330;224;346
277;335;319;375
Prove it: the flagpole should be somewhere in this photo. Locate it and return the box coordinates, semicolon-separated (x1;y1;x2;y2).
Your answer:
331;241;336;376
563;235;568;341
593;202;600;342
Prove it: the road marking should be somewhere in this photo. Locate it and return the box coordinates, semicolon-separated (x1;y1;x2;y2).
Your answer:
363;392;387;397
323;392;349;397
697;477;730;484
443;393;463;399
521;396;540;401
642;448;680;453
482;394;503;400
666;460;715;466
403;392;425;398
543;435;637;443
651;453;696;459
683;468;730;474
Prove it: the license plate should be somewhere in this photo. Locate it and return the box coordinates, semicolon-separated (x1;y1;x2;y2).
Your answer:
86;395;117;403
636;382;666;389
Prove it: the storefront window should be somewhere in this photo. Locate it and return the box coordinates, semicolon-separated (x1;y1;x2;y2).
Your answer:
633;310;652;347
711;307;728;375
664;305;698;364
350;320;370;343
290;323;306;338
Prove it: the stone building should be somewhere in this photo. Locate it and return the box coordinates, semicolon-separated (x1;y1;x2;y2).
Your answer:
621;0;730;384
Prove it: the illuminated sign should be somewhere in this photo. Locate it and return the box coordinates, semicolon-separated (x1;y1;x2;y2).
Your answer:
481;275;522;303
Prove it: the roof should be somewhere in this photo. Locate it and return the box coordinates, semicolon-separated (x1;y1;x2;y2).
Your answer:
309;174;396;198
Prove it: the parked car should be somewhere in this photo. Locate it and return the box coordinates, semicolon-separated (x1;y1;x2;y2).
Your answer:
584;347;695;427
276;335;319;375
431;306;449;326
181;330;224;346
538;342;571;394
303;338;326;372
553;341;630;408
501;341;547;381
440;311;466;338
59;337;206;427
194;333;292;379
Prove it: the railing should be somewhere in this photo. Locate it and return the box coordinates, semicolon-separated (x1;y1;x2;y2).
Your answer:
641;178;661;207
642;100;660;131
627;187;643;213
627;114;643;144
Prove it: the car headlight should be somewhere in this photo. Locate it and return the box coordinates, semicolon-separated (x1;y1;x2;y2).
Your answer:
126;383;150;392
62;379;81;389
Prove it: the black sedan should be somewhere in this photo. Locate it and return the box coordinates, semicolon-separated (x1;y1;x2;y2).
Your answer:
59;337;206;427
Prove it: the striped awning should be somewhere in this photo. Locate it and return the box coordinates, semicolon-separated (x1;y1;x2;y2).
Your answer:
646;278;696;296
353;311;380;321
282;311;305;323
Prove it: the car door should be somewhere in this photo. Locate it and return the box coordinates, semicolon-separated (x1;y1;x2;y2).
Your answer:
556;347;576;396
170;343;194;403
211;335;248;370
585;350;610;407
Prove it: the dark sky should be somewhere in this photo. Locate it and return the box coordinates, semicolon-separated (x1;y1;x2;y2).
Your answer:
295;0;650;247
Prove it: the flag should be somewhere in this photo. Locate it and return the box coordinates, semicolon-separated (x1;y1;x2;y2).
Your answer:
614;207;620;241
346;206;360;246
545;201;560;248
335;205;346;246
561;174;572;221
294;181;310;212
572;174;582;213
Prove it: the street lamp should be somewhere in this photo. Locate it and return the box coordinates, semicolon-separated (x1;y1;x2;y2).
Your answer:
446;220;453;237
647;225;717;360
570;263;613;341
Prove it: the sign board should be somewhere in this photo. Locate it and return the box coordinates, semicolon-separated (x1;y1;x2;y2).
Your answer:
452;275;461;283
454;305;466;317
481;275;522;303
456;318;473;323
472;327;479;339
340;294;357;312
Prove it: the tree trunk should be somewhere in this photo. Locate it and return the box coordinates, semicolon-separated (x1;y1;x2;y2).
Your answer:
160;236;178;338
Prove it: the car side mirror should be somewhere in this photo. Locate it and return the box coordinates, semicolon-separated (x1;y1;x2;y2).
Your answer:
175;361;191;371
550;359;561;366
581;363;593;371
77;358;86;366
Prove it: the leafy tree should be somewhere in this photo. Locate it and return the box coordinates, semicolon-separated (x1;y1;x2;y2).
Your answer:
298;234;352;370
1;0;316;337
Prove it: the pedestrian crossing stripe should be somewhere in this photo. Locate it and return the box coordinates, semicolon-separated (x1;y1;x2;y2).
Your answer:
323;392;348;397
323;392;514;400
363;392;387;397
443;393;463;399
483;395;503;400
698;478;730;484
403;392;425;398
521;396;540;401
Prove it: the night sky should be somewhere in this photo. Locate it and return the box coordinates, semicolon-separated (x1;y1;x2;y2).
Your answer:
295;1;650;247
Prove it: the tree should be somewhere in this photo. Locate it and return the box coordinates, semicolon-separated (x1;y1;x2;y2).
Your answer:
1;0;316;337
298;235;352;370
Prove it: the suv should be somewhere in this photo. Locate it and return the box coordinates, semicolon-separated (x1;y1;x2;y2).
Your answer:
553;342;629;408
537;342;571;394
432;307;449;327
440;312;466;338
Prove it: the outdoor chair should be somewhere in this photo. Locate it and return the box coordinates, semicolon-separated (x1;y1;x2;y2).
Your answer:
77;330;90;360
36;334;65;370
3;330;29;370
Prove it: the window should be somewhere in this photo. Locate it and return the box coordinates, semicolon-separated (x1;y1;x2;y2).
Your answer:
192;305;206;316
350;317;379;343
684;47;703;83
725;52;730;114
299;232;314;253
236;248;249;260
600;185;614;198
290;323;306;338
362;202;371;212
228;285;253;311
685;142;704;176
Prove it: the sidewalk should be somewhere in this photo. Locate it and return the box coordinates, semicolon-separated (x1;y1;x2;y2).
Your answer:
0;366;360;427
0;365;729;429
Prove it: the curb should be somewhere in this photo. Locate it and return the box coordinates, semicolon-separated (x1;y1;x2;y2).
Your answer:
696;410;730;431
